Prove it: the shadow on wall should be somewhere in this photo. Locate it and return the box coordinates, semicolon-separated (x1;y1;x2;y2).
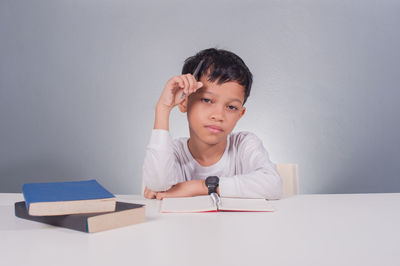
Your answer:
0;158;91;193
306;141;400;194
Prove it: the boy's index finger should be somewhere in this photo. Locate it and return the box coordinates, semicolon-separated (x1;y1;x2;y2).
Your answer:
181;59;205;99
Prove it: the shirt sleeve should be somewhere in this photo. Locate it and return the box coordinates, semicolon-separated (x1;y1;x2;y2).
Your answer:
142;129;183;191
218;133;283;200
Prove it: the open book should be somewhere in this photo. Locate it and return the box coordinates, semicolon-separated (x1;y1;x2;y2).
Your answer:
161;195;274;213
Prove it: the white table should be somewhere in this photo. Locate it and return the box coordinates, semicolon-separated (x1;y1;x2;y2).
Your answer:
1;193;399;266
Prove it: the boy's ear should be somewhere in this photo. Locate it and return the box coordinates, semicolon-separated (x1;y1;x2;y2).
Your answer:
239;107;246;119
178;98;188;113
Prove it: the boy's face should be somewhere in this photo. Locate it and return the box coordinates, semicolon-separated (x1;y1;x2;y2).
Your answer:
179;75;246;145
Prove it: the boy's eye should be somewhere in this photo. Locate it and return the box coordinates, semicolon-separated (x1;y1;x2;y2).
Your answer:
201;98;211;103
200;98;239;111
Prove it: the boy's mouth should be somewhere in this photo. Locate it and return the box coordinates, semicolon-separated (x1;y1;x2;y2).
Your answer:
205;125;224;134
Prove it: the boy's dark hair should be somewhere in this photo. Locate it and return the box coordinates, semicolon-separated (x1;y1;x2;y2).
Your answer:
181;48;253;105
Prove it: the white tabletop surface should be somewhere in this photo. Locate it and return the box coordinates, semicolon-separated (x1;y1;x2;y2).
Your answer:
1;193;399;266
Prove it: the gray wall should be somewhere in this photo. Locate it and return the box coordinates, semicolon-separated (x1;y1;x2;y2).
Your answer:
1;0;399;194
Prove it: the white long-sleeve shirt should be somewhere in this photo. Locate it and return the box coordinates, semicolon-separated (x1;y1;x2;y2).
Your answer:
142;129;282;199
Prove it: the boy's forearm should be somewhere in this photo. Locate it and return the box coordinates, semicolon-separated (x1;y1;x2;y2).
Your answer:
155;180;221;200
154;104;172;130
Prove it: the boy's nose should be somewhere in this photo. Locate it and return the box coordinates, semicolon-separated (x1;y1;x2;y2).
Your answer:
210;105;225;122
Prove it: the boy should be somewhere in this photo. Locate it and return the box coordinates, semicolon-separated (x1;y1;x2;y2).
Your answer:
142;48;282;200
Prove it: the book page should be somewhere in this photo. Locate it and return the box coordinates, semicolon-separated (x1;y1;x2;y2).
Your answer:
218;197;274;212
161;196;217;213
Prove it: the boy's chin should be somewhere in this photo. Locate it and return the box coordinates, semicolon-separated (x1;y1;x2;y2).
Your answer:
196;132;228;145
189;126;230;145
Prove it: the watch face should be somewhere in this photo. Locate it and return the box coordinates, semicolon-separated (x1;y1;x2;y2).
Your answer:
206;176;219;186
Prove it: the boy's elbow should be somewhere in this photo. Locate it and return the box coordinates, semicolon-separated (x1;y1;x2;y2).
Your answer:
268;182;283;200
143;173;174;192
146;182;172;192
142;165;173;192
263;172;283;200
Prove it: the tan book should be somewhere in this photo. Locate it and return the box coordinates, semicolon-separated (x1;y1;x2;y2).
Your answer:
15;201;146;233
161;195;274;213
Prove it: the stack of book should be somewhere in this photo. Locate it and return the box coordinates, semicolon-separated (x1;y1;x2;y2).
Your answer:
15;179;145;233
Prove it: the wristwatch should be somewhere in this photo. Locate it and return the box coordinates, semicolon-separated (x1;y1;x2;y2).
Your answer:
205;176;219;195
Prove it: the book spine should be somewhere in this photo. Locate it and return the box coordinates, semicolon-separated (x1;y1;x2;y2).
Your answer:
21;184;32;212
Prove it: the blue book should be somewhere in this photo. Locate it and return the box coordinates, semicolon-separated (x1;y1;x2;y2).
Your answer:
22;180;116;216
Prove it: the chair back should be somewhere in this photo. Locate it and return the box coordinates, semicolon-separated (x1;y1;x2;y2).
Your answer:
276;164;299;196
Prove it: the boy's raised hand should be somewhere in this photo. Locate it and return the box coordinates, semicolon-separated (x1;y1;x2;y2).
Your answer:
157;74;203;111
154;74;203;130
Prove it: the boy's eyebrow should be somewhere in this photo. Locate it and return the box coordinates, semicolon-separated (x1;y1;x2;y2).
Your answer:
201;91;243;105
